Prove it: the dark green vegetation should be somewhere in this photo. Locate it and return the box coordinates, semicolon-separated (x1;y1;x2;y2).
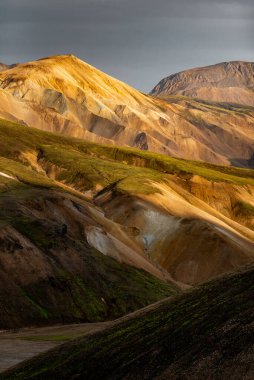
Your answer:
234;200;254;217
159;94;254;117
20;334;85;342
2;264;254;380
0;185;176;329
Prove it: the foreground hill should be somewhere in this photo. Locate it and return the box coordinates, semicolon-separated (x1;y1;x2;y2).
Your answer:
0;55;254;166
2;264;254;379
151;61;254;107
0;118;254;329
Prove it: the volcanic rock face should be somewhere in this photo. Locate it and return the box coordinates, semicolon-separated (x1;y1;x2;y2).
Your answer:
0;55;254;167
151;61;254;106
133;132;148;150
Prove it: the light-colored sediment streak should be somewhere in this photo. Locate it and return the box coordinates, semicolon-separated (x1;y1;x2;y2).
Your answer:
0;171;15;180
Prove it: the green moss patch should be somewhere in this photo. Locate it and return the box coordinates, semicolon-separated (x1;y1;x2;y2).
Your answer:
234;200;254;217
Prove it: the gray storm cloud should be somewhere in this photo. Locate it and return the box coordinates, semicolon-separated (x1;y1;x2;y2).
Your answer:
0;0;253;91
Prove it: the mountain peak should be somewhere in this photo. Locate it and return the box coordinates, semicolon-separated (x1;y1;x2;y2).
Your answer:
36;53;81;64
151;61;254;106
0;62;10;72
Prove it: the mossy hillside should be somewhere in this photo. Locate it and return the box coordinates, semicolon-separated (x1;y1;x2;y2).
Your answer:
4;265;254;380
17;286;49;320
4;248;176;327
0;192;178;328
75;143;254;186
12;218;55;251
1;119;254;197
0;174;21;195
39;145;165;194
234;200;254;217
158;94;254;116
0;157;55;190
21;334;85;343
35;242;177;322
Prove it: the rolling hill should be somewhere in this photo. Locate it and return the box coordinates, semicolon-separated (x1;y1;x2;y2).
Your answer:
0;55;254;166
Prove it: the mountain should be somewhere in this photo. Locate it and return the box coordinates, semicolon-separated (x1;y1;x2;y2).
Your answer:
0;55;254;167
0;62;16;72
151;61;254;106
0;63;8;72
0;119;254;329
3;263;254;379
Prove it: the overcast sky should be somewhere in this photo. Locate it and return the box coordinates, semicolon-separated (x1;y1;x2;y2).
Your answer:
0;0;253;92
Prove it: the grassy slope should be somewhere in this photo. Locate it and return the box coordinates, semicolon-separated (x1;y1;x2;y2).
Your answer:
2;264;254;380
158;94;254;116
1;118;254;196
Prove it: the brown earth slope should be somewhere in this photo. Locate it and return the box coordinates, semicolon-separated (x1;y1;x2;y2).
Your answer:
96;179;254;285
0;56;254;166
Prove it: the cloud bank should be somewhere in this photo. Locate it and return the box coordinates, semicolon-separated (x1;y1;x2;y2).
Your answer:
1;0;253;91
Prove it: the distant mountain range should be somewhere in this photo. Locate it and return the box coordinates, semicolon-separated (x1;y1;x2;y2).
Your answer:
0;55;254;167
